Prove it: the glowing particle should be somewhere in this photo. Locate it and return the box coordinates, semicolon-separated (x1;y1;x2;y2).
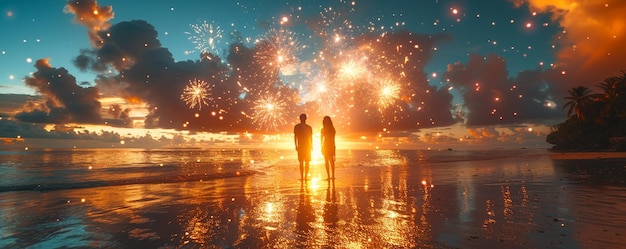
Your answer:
26;58;32;63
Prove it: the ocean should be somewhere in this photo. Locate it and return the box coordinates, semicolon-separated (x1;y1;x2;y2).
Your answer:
1;148;625;248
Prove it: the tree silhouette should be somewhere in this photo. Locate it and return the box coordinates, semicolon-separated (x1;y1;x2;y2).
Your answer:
548;71;626;151
563;86;593;122
594;72;626;120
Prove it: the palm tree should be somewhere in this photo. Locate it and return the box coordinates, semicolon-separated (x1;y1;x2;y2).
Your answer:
563;86;593;121
594;72;626;119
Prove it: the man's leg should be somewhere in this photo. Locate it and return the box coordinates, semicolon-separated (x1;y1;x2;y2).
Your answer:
304;161;310;181
299;160;304;180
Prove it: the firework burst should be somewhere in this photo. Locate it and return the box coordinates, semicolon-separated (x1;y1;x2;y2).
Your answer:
185;20;223;55
251;94;287;131
375;78;401;111
254;28;301;76
337;56;369;82
181;79;211;110
302;72;342;114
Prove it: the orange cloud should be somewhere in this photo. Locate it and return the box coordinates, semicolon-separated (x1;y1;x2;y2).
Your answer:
514;0;626;86
64;0;114;47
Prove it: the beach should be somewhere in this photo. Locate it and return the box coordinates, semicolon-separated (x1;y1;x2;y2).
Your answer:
1;148;625;248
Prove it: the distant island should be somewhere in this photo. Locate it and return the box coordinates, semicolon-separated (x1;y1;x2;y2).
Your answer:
547;71;626;151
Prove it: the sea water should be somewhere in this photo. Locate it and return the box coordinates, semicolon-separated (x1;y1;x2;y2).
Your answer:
1;148;625;248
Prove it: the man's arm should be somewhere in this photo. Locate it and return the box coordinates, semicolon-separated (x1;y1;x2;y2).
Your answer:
294;126;298;150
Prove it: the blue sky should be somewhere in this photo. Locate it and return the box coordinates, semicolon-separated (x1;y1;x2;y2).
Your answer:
1;0;625;148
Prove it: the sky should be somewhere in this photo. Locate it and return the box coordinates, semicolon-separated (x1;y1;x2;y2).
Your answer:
1;0;625;149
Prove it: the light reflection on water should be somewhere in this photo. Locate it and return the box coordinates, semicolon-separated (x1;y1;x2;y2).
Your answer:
0;149;625;248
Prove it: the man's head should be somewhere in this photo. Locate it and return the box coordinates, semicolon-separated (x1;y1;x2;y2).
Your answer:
299;113;307;123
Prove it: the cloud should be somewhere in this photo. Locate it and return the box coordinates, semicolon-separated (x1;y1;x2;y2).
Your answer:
512;0;626;88
16;59;102;124
465;125;548;147
74;18;294;132
103;103;132;127
445;53;560;126
0;94;42;114
64;0;114;46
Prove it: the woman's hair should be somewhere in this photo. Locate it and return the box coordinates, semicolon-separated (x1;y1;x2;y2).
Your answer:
322;116;335;133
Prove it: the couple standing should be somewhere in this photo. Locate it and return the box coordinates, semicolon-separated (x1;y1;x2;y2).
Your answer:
294;114;335;181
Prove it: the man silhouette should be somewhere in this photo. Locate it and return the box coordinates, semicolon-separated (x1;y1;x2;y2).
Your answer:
294;113;313;181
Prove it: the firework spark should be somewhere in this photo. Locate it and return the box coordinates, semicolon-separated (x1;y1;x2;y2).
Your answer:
181;79;211;110
251;94;287;131
185;20;223;55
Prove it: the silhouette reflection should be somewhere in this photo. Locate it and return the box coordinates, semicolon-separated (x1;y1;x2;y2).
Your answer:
323;179;338;242
295;182;315;248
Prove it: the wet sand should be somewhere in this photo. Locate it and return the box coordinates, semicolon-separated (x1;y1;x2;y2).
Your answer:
1;149;626;248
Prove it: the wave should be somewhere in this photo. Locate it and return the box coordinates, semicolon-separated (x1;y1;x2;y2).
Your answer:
0;170;257;193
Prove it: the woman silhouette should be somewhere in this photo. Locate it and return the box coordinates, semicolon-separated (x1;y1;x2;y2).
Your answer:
321;116;336;180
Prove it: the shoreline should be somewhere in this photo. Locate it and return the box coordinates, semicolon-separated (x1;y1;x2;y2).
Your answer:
548;150;626;159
